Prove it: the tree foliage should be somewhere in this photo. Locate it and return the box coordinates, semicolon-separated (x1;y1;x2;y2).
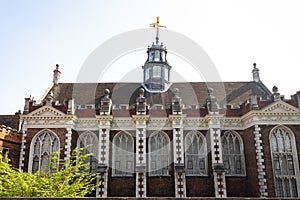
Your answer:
0;148;99;197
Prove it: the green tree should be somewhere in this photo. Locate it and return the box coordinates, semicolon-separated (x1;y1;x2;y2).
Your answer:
0;148;99;197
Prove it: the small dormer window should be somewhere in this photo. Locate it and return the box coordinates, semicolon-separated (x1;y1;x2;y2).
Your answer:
153;66;161;77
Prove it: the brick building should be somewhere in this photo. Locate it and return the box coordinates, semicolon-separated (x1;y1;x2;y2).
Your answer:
3;18;300;198
0;115;22;167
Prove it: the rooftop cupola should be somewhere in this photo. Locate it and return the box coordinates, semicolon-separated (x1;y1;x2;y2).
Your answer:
143;17;171;92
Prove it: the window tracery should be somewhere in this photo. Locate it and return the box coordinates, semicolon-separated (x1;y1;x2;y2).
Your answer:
270;126;299;197
185;131;207;175
77;131;98;172
30;130;59;174
149;131;170;176
221;131;245;176
112;131;134;176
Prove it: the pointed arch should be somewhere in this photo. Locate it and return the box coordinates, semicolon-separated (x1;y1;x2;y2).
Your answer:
77;131;98;172
112;131;134;176
149;131;170;176
185;130;207;176
221;130;246;176
29;129;60;173
270;125;300;197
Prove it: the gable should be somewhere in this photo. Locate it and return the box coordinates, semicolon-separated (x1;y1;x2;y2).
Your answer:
262;101;299;113
27;105;66;117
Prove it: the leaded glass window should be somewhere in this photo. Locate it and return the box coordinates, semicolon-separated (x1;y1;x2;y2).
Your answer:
77;131;98;172
270;126;299;197
185;131;207;175
30;130;59;174
149;131;170;176
153;66;161;77
222;131;245;175
112;131;134;176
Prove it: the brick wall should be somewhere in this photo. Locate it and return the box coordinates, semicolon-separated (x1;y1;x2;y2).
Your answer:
0;125;21;168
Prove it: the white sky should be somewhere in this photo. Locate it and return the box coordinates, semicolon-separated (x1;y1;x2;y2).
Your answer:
1;0;300;114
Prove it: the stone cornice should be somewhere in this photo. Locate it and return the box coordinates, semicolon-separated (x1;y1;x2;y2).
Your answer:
19;102;300;131
168;114;187;121
96;115;113;122
132;115;150;123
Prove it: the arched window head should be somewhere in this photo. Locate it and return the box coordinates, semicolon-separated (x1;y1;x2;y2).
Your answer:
221;131;245;176
270;126;300;197
185;131;207;176
112;131;134;176
77;131;98;172
149;131;170;176
30;130;59;174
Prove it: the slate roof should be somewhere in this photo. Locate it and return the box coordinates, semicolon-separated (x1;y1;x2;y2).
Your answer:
0;115;20;130
52;81;272;109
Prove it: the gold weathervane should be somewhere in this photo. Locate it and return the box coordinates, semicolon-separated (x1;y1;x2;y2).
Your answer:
150;16;166;45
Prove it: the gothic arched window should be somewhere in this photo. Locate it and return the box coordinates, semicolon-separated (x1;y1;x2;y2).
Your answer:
77;131;98;172
222;131;245;176
185;131;207;175
30;130;59;174
270;126;300;197
149;131;170;176
112;131;134;176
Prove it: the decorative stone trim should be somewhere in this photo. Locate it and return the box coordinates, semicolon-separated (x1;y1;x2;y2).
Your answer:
97;128;109;197
170;115;186;198
99;129;108;165
64;128;72;161
253;125;268;197
136;172;146;198
132;115;150;125
97;166;108;197
213;167;226;198
175;171;186;197
135;125;147;197
210;128;223;164
21;116;73;120
97;116;112;198
18;128;27;170
208;117;227;198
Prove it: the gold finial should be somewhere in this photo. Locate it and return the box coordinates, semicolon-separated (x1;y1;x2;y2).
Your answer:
150;16;166;45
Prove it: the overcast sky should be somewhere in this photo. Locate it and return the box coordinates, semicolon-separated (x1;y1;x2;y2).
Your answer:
1;0;300;114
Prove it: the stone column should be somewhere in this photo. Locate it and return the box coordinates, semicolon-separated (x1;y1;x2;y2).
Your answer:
169;115;186;198
97;115;113;198
207;115;227;198
132;115;149;198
